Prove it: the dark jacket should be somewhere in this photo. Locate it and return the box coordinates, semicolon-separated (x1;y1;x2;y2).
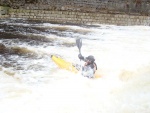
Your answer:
78;54;97;78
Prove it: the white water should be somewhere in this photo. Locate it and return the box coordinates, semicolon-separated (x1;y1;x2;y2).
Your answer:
0;21;150;113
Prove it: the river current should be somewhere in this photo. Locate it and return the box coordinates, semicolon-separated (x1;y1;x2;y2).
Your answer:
0;18;150;113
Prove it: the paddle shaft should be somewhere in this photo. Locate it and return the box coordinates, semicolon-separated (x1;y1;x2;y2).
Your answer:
76;38;82;54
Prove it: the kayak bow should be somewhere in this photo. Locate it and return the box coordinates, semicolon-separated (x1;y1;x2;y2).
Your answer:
51;55;78;73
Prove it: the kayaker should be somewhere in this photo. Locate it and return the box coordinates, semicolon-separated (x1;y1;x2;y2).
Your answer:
78;54;97;78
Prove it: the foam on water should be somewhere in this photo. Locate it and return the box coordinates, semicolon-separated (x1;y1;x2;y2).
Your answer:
0;20;150;113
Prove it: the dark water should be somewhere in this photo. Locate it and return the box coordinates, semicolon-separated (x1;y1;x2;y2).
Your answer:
0;18;94;79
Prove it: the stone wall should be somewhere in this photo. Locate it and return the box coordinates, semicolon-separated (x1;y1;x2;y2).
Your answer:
0;0;150;15
0;5;150;26
8;8;150;25
0;6;9;18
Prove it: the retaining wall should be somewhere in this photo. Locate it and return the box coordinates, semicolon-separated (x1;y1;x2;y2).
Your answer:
9;8;150;25
0;6;9;18
0;6;150;25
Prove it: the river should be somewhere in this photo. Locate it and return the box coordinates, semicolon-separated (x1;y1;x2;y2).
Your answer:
0;18;150;113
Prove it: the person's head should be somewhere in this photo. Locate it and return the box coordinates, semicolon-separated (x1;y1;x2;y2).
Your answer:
85;55;95;64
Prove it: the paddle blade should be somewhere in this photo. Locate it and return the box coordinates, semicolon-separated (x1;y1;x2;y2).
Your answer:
76;38;82;53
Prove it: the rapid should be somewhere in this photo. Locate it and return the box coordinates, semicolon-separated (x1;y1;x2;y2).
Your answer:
0;18;150;113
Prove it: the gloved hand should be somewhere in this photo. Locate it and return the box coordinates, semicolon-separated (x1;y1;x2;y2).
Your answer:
78;54;84;60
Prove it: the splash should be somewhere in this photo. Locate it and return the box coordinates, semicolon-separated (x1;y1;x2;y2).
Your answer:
0;19;150;113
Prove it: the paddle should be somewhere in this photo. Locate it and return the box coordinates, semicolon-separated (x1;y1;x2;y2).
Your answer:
76;38;82;54
76;38;83;71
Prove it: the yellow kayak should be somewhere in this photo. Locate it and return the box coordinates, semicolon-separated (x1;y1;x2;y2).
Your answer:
51;55;100;78
51;55;78;73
